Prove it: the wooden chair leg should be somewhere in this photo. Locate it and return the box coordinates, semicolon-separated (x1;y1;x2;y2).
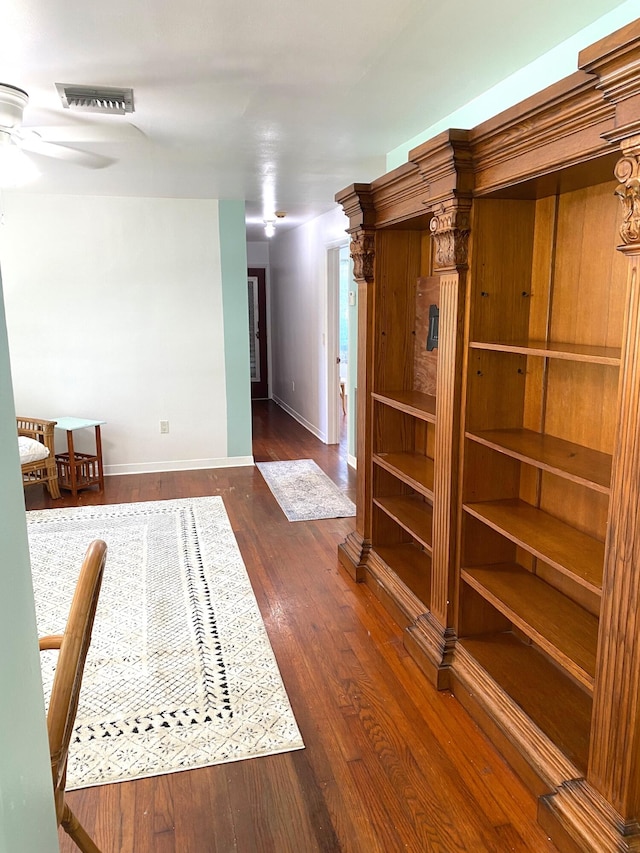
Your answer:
47;477;62;499
61;801;102;853
46;459;61;499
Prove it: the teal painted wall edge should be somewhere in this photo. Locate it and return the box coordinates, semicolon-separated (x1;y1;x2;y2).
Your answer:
218;200;253;459
0;272;59;852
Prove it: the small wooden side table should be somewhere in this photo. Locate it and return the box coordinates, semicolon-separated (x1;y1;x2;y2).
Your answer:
53;417;106;497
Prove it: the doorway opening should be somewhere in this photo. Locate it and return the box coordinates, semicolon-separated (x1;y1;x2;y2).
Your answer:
248;267;268;400
326;243;355;461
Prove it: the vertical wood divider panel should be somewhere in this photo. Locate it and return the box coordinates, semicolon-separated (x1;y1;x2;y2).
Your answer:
590;244;640;814
589;157;640;819
431;270;465;629
404;136;473;686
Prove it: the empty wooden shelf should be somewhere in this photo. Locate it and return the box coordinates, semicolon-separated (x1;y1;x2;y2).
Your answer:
466;428;612;492
463;499;605;594
462;563;598;690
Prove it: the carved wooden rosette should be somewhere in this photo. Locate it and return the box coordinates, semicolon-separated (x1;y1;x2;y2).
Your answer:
615;151;640;246
350;231;375;281
429;203;472;270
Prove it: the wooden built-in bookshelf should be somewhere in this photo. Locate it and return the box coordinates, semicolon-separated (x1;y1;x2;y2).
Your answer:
336;18;640;851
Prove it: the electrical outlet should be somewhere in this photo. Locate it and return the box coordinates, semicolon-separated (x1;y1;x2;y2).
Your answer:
160;420;169;434
292;380;295;392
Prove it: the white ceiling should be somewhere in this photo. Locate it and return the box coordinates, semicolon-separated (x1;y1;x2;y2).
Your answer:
0;0;630;240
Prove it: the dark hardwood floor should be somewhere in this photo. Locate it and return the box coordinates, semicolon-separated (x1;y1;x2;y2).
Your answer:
27;401;557;852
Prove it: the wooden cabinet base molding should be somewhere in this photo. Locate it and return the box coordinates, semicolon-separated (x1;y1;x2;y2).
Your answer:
451;640;582;795
353;545;455;688
362;548;455;689
405;613;456;690
337;531;370;582
539;781;640;853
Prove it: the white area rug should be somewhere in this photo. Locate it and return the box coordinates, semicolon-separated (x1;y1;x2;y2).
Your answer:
27;497;303;790
256;458;356;522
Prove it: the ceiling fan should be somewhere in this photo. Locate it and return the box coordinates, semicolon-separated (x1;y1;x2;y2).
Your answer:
0;82;142;171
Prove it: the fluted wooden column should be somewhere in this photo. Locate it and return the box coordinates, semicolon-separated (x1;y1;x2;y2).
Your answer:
428;202;470;631
335;185;376;580
589;149;640;819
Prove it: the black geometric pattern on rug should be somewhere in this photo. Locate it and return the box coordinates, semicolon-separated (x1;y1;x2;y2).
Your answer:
179;505;231;719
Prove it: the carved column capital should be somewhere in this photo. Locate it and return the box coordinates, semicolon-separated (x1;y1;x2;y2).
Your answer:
614;151;640;247
350;230;375;282
429;202;471;270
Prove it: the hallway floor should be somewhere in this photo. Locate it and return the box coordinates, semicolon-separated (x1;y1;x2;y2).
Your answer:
27;401;557;853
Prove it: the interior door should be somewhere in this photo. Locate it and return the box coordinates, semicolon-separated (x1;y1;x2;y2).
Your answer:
248;267;268;399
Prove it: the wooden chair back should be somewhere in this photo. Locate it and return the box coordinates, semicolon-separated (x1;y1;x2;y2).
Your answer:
17;417;61;499
39;539;107;852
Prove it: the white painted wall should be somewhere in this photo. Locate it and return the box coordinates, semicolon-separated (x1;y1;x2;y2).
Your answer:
0;193;243;474
268;206;348;441
247;241;270;267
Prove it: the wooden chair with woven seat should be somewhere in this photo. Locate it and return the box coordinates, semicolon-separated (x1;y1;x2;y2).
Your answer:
17;416;61;499
39;539;108;853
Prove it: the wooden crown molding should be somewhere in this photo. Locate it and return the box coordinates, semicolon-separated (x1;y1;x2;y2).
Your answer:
470;71;615;195
336;133;475;274
579;21;640;250
354;131;474;230
579;18;640;106
580;19;640;158
367;161;427;228
334;183;375;232
409;128;474;204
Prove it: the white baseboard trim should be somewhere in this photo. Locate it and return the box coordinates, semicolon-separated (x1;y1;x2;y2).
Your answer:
271;396;327;443
105;455;255;476
348;453;357;470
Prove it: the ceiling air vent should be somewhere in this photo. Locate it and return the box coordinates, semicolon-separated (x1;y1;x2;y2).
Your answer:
55;83;134;115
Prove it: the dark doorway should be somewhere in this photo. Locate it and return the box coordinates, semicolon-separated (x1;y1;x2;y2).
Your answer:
248;267;268;399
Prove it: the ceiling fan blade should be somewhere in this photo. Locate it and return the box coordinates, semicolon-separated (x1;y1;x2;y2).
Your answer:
19;133;114;169
28;123;145;144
